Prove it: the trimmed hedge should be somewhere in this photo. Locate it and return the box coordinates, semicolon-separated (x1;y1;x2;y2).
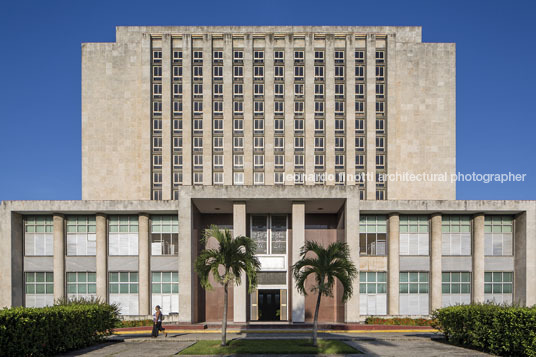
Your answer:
433;304;536;356
0;302;120;356
365;317;436;326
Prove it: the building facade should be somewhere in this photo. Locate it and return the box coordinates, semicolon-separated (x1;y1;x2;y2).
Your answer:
0;26;534;323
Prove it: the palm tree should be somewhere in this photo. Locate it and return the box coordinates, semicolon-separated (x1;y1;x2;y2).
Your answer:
292;241;358;347
195;225;260;346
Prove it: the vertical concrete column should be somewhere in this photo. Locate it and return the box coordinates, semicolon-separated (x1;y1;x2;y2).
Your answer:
96;213;108;302
243;35;253;185
516;208;536;306
292;202;305;322
472;213;485;303
387;213;399;315
223;34;233;185
430;213;442;312
202;35;213;185
345;34;356;185
233;202;247;322
138;213;150;315
304;33;315;184
182;35;193;185
325;35;335;185
178;190;193;322
345;195;360;322
284;34;295;185
161;34;172;199
365;34;376;199
53;214;65;301
264;35;275;185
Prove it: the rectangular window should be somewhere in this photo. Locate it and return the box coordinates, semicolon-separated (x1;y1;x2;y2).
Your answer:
294;66;304;80
399;215;429;256
233;155;244;169
294;137;304;151
193;66;203;78
234;101;243;114
234;84;243;95
254;154;264;169
213;51;223;60
233;137;244;150
335;155;345;170
213;101;223;114
213;137;223;151
24;216;53;256
275;137;284;151
254;84;264;95
355;50;365;63
109;272;139;315
151;215;178;256
193;155;203;169
484;272;513;304
274;51;284;61
335;66;344;79
274;66;284;79
254;66;264;79
254;172;264;185
359;215;387;256
254;50;264;62
442;272;471;307
250;215;287;255
233;66;243;78
274;101;284;114
173;51;182;62
172;66;182;80
355;154;364;169
335;137;345;151
254;102;264;115
314;66;324;79
274;172;284;184
314;137;324;150
234;172;244;185
274;119;284;134
67;272;97;300
355;65;364;80
359;272;387;315
234;119;244;133
25;272;53;307
315;101;324;114
315;118;324;133
355;137;365;151
108;216;138;256
315;154;324;169
254;137;264;150
233;51;243;60
294;102;304;114
335;101;345;115
485;216;513;256
442;216;472;256
66;216;97;256
274;155;284;169
213;66;223;79
213;119;223;133
152;271;179;314
376;155;385;169
214;172;224;185
399;272;429;316
294;154;304;169
274;84;284;96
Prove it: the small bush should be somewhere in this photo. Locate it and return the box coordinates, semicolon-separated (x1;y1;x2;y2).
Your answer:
432;303;536;357
116;319;154;328
0;301;120;356
364;317;436;326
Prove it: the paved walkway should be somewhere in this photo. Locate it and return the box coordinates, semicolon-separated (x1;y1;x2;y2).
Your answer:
60;331;491;356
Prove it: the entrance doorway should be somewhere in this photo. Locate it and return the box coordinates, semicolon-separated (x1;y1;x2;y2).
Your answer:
258;289;280;321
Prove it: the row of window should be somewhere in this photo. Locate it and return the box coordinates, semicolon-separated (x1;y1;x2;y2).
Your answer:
24;215;178;257
359;215;514;257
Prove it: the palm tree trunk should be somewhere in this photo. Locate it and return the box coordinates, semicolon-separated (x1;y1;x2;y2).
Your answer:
221;282;229;346
312;291;322;347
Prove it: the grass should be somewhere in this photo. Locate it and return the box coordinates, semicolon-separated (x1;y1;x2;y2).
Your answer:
179;339;360;355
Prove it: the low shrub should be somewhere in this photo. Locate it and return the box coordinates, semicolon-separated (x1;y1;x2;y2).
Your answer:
364;317;436;326
0;301;120;356
432;303;536;356
116;319;154;328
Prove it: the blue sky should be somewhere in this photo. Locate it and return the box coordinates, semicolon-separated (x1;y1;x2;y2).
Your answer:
0;0;534;201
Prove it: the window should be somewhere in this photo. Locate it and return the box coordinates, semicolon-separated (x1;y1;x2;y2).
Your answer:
153;155;162;169
376;50;385;63
485;216;513;256
335;66;344;79
314;66;324;79
153;83;162;96
213;66;223;79
355;119;364;133
315;154;324;169
173;172;182;186
484;272;513;304
275;137;284;151
213;137;223;151
355;101;365;114
250;215;287;255
315;101;324;114
275;84;284;96
173;137;182;151
24;216;53;256
193;51;203;62
274;172;284;184
399;272;429;316
315;118;324;133
193;101;203;114
376;66;385;81
234;155;244;169
213;83;223;96
233;51;243;60
359;215;387;256
254;50;264;62
152;272;179;314
194;172;203;184
295;84;304;95
442;216;472;255
355;65;364;80
254;172;264;185
254;137;264;150
214;172;224;185
151;215;178;256
274;118;284;133
335;101;345;115
193;83;203;95
109;272;139;315
334;50;344;63
234;84;243;95
294;66;304;80
233;137;244;150
275;101;284;114
152;102;162;115
359;272;387;315
335;155;345;170
234;119;244;133
213;51;223;61
274;66;284;79
234;101;243;114
355;83;364;98
335;137;345;151
153;50;163;62
25;272;53;307
355;155;364;169
153;66;162;80
274;51;284;61
172;66;182;80
66;216;96;256
193;137;203;151
234;172;244;185
193;155;203;169
213;118;223;133
355;50;365;63
254;66;264;79
67;272;96;300
254;154;264;169
314;137;324;150
193;66;203;78
442;272;471;307
314;51;324;61
254;102;264;115
376;101;385;114
376;83;385;98
173;84;182;96
294;154;304;169
294;137;304;151
376;190;386;200
275;155;284;169
294;102;304;114
376;119;385;133
355;137;365;151
153;119;162;134
294;51;304;61
399;215;429;256
173;154;182;169
213;101;223;114
233;66;243;78
376;155;385;169
376;137;385;151
108;216;138;256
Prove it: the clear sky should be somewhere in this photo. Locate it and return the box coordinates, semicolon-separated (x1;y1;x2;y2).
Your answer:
0;0;534;201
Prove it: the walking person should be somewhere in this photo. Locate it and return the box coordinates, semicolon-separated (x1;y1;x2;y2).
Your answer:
151;305;167;338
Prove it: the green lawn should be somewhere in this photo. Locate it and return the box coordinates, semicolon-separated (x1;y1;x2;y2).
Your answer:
179;339;361;355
